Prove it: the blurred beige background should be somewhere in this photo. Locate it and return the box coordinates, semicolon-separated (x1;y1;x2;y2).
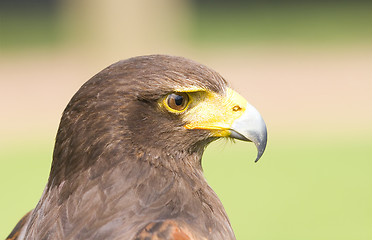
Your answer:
1;0;371;139
1;0;372;239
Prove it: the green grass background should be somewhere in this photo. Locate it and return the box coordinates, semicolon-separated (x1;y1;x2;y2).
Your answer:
1;132;371;239
190;4;372;47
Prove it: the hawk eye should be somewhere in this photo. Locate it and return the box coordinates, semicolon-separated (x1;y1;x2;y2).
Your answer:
166;92;189;112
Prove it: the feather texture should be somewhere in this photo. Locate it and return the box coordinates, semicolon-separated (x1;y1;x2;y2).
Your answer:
8;55;236;240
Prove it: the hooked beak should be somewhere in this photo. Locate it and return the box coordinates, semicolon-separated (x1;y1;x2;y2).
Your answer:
230;103;267;162
183;87;267;162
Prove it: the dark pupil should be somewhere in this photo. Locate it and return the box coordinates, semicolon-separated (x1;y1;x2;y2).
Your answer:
174;95;184;106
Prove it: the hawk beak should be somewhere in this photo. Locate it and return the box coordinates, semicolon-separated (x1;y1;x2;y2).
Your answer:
183;88;267;162
230;103;267;162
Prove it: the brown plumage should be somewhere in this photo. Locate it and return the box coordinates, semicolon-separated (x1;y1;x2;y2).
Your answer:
7;55;267;240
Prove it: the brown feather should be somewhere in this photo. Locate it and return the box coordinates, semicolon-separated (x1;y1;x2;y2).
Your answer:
8;55;235;240
6;211;31;240
134;220;195;240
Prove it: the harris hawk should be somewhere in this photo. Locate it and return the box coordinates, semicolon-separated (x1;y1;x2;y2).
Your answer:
7;55;267;240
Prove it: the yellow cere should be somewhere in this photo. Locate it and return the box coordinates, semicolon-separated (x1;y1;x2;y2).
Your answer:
182;87;247;137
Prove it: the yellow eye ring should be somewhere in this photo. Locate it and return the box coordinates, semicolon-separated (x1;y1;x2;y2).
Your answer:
163;92;190;113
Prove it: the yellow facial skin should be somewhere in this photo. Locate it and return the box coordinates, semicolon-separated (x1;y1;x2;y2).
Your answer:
160;88;248;137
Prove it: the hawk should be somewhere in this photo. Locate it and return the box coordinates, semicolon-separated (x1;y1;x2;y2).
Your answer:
7;55;267;240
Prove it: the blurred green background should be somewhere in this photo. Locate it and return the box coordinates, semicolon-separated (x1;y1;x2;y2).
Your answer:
1;0;371;239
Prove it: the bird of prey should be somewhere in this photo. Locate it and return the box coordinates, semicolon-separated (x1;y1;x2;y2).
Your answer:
7;55;267;240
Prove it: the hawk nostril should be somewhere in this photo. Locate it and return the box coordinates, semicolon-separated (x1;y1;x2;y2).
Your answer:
232;105;241;111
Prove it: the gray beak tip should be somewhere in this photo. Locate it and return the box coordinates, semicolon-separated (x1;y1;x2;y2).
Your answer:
230;103;268;162
254;128;267;162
